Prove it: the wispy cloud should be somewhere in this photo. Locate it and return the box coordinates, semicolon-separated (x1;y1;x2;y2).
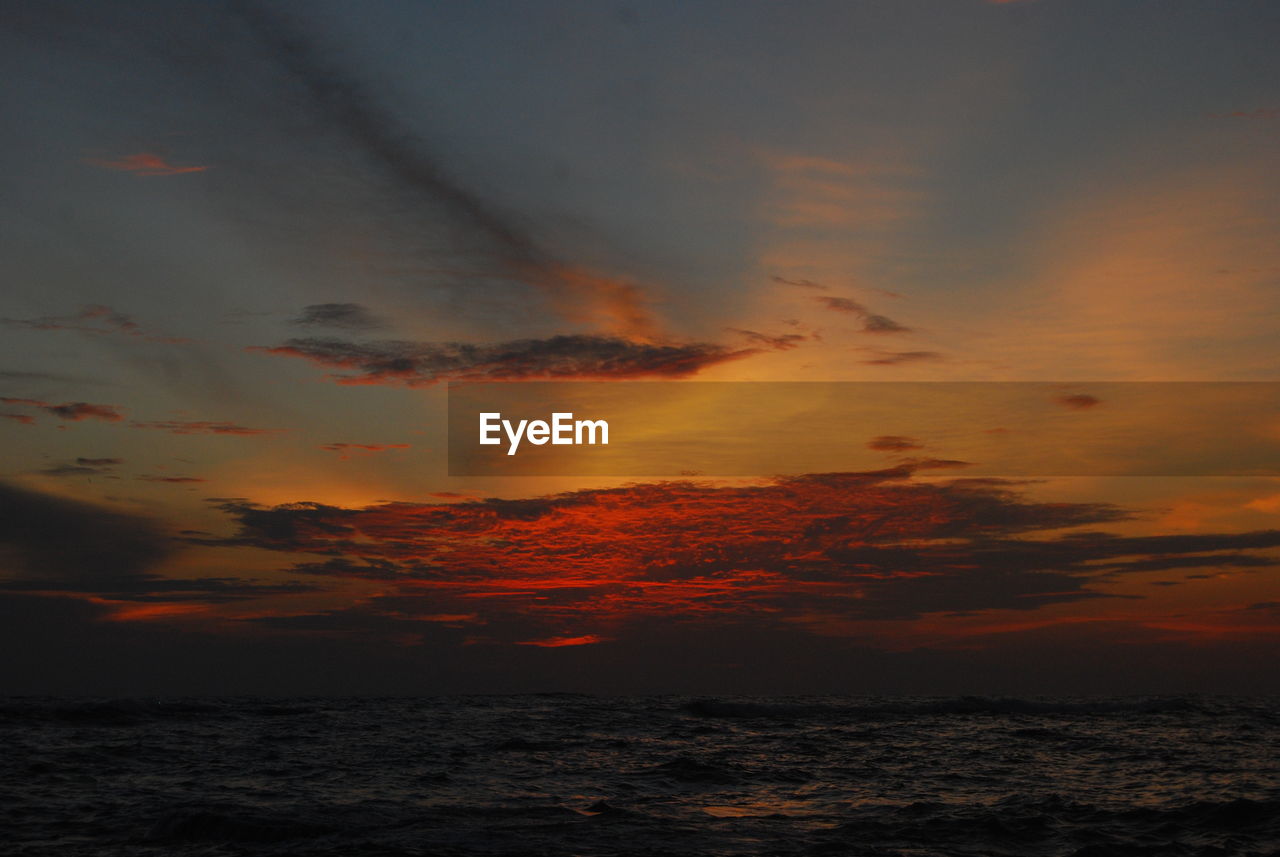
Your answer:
319;443;410;460
858;350;943;366
772;276;827;291
291;303;386;331
0;398;124;422
3;305;188;343
814;296;911;334
129;420;282;436
230;2;660;339
83;152;210;177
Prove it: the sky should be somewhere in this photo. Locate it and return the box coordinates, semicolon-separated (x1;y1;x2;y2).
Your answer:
1;0;1278;695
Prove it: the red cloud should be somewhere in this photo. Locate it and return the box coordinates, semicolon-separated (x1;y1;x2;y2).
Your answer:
84;153;209;177
0;398;124;422
201;469;1280;650
518;634;608;648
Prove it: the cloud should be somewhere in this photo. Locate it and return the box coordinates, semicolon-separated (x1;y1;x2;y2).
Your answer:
772;276;827;290
2;305;188;343
0;481;172;585
1;413;35;425
38;457;122;477
517;634;608;648
0;398;124;422
862;314;911;334
252;334;759;386
0;482;318;614
319;443;410;460
230;2;659;339
858;350;944;366
129;420;282;436
815;296;867;314
814;297;911;334
868;436;923;453
291;303;386;331
137;475;207;484
726;328;810;351
198;468;1279;645
1056;394;1102;410
83;153;209;176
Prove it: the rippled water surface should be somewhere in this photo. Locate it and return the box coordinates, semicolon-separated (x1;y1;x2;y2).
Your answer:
2;695;1277;856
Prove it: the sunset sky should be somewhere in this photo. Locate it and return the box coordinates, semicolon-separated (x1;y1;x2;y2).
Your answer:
2;0;1278;694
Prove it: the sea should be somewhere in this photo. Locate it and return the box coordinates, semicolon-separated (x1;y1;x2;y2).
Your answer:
1;695;1277;856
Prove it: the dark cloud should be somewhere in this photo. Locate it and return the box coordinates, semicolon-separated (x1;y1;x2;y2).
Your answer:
137;475;207;484
253;334;758;386
0;482;317;607
228;2;659;339
815;296;867;314
0;481;172;585
0;397;124;422
1056;394;1101;410
859;350;944;366
862;314;911;333
772;276;827;290
38;465;114;477
129;420;282;436
38;457;121;477
229;0;541;265
868;435;923;453
291;303;386;331
814;297;911;334
726;328;810;351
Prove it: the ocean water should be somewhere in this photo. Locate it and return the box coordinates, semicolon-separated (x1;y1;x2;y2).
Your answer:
1;696;1277;856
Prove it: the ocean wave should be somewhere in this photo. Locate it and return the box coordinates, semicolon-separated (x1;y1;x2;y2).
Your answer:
681;695;1216;721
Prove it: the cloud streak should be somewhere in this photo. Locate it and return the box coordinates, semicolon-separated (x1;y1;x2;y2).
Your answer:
291;303;386;331
230;1;659;339
83;153;209;176
253;334;759;386
0;398;124;422
814;296;911;334
129;420;282;436
3;305;188;343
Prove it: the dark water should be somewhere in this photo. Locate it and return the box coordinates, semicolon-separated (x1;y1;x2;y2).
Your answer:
2;696;1277;856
